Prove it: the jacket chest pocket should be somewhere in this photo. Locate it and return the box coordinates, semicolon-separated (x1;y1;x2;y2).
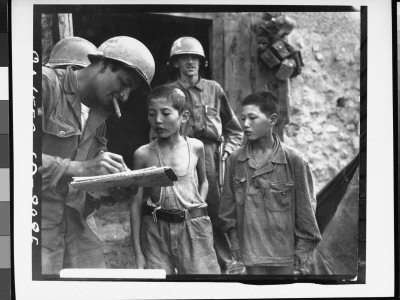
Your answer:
192;104;205;134
266;182;294;212
233;177;246;206
43;115;81;138
192;104;221;139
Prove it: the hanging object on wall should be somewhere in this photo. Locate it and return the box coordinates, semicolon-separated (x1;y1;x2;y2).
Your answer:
256;12;304;81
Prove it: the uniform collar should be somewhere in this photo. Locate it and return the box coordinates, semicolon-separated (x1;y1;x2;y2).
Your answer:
238;132;287;164
177;76;204;91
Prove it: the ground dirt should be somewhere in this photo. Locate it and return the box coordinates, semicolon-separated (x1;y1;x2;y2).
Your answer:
94;11;360;270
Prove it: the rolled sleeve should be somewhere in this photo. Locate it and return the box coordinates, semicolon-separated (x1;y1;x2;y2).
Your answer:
294;158;322;256
219;87;243;154
39;155;71;198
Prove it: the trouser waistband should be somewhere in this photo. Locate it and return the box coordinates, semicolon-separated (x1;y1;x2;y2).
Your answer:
143;204;208;223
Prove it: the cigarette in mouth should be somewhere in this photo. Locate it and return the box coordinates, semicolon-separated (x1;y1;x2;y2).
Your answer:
113;97;121;118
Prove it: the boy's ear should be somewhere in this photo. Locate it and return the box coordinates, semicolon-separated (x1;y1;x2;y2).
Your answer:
181;109;190;123
270;113;278;126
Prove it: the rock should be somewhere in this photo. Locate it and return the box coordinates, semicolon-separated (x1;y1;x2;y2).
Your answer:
340;149;349;159
304;133;314;142
326;124;339;133
315;53;324;61
336;97;348;107
311;125;323;134
346;123;356;132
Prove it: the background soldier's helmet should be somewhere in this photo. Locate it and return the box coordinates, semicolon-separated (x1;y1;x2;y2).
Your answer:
46;37;97;69
169;36;208;67
89;36;155;93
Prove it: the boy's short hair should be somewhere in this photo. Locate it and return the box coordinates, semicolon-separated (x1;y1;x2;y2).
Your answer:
147;84;187;114
242;91;278;116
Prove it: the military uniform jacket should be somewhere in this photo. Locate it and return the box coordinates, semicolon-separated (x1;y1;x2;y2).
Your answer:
39;66;110;250
219;133;322;266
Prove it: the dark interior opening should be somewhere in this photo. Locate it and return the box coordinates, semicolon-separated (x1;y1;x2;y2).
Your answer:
73;12;212;168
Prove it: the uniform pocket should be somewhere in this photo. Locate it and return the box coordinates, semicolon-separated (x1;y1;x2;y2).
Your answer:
192;105;205;133
205;106;218;117
203;105;221;140
44;115;80;138
266;182;294;212
233;177;246;206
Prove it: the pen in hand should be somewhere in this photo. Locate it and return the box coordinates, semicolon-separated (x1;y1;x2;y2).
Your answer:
113;97;122;118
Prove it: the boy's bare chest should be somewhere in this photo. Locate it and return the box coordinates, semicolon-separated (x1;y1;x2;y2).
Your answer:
157;144;193;175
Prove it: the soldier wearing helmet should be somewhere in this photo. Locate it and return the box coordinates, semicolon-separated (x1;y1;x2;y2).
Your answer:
39;36;155;275
167;36;244;274
45;36;98;70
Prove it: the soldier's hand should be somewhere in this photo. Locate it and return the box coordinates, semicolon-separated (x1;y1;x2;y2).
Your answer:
83;151;129;176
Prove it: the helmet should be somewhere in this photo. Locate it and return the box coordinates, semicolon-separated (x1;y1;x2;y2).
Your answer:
46;37;97;68
169;37;207;66
89;36;155;93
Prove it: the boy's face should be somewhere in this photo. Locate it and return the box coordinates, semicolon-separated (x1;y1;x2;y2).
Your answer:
94;62;140;109
148;97;187;139
241;104;276;141
174;54;200;78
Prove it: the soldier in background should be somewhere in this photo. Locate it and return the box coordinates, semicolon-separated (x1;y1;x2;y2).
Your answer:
166;37;244;273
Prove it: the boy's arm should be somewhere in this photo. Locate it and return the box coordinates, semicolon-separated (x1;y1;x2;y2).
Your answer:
294;157;322;268
194;140;208;201
218;154;240;257
130;148;147;269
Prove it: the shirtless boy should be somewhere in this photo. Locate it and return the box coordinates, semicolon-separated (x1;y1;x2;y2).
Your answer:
130;85;220;274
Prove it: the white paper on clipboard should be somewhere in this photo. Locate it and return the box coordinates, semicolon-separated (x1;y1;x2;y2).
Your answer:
70;166;177;197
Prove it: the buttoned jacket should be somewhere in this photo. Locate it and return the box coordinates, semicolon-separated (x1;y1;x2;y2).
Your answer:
219;133;322;266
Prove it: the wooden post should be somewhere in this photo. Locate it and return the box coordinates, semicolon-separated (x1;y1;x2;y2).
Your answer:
58;13;74;39
41;13;73;65
41;14;56;65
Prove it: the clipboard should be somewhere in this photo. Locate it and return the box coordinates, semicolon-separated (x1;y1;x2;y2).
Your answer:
70;166;177;197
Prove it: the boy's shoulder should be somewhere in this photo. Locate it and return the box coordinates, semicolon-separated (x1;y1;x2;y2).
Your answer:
186;136;204;151
134;140;157;158
280;142;309;165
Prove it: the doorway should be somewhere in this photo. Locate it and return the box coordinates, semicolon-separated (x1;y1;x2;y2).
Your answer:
73;11;212;167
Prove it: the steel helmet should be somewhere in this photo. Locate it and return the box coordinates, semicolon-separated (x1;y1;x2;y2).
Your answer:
169;36;207;66
46;37;97;68
89;36;155;93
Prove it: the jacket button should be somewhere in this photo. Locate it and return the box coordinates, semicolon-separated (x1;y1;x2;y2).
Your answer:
59;131;65;137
